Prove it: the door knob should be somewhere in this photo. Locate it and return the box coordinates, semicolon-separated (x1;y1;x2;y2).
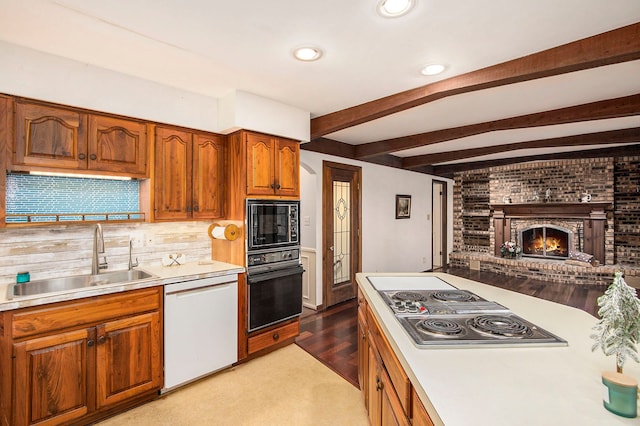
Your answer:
329;246;334;252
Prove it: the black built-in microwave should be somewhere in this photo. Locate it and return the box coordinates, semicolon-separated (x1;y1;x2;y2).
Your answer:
246;199;300;251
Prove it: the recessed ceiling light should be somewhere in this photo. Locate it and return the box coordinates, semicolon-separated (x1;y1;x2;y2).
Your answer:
293;46;323;62
421;63;446;76
377;0;415;18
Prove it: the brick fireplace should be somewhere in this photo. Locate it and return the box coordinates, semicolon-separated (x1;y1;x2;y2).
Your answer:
492;202;610;264
450;156;640;287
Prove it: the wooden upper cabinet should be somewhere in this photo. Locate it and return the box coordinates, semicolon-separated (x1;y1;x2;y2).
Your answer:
88;115;148;177
154;126;224;221
154;126;192;221
246;131;299;197
246;132;276;196
13;100;148;178
275;138;300;197
193;132;225;219
14;101;87;169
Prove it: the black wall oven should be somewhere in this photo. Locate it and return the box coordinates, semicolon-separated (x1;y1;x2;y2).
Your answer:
247;263;304;332
246;199;303;332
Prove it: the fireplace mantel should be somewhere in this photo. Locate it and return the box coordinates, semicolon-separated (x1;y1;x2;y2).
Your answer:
490;203;610;264
490;203;610;219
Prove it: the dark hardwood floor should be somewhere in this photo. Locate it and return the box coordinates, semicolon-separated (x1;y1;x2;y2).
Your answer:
295;268;609;389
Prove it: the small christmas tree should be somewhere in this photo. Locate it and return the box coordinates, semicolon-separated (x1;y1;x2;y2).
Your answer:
591;272;640;373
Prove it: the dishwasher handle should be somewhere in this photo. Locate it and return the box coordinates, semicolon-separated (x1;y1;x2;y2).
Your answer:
248;265;304;284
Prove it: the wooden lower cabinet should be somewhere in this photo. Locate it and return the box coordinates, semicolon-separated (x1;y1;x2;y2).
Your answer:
359;293;435;426
0;287;163;426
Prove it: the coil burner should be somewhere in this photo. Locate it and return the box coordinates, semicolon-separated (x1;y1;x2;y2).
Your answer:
468;314;533;338
391;291;429;302
431;291;480;302
416;318;466;337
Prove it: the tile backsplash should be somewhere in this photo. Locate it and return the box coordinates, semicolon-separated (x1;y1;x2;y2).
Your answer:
6;173;139;223
0;222;215;286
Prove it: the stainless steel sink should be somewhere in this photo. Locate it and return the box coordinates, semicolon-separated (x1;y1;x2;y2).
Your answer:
9;269;156;299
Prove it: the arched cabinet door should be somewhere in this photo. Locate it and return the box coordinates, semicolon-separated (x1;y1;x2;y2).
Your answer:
14;100;87;170
88;115;148;177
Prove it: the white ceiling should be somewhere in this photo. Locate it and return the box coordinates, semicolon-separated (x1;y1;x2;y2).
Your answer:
1;0;639;169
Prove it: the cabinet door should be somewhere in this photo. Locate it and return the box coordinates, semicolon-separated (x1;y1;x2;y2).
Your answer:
192;132;224;219
274;138;300;197
96;312;162;409
367;345;382;426
88;115;148;177
13;328;92;426
154;126;192;220
14;101;87;170
246;132;276;196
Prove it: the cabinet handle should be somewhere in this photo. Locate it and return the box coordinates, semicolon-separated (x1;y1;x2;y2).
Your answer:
87;339;95;347
186;206;192;212
98;335;106;345
89;154;97;160
276;183;281;190
272;332;280;341
376;377;383;391
193;205;199;212
270;183;276;189
79;153;86;160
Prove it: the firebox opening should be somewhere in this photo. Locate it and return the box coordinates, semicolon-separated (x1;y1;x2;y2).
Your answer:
519;226;572;259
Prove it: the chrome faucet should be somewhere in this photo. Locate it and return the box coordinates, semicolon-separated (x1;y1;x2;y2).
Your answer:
128;239;139;270
92;223;108;275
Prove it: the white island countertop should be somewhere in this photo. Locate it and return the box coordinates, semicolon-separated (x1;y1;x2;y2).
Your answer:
0;260;244;312
357;272;640;426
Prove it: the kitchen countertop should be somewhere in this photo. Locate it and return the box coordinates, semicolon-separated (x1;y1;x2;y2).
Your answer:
357;272;640;425
0;260;244;312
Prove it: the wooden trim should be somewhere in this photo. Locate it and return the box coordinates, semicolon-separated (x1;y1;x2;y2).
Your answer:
0;96;11;228
311;23;640;138
402;127;640;169
432;144;640;177
356;94;640;159
490;203;611;218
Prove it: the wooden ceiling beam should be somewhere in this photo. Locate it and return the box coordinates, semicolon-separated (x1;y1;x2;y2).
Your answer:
402;127;640;169
356;93;640;158
310;22;640;139
432;144;640;177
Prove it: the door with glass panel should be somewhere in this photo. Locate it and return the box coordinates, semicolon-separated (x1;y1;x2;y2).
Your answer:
322;161;362;308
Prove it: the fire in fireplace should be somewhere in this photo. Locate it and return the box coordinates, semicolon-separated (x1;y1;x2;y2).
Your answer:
519;225;572;259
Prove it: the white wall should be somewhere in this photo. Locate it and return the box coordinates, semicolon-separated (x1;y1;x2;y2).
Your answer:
300;150;454;307
0;41;220;132
0;42;309;141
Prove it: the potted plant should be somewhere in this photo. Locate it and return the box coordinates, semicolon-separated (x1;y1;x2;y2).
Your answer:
591;272;640;418
499;241;522;259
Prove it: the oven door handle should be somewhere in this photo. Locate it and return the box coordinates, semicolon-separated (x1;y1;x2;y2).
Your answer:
248;265;304;284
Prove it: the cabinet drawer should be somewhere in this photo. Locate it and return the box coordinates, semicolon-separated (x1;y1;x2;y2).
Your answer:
248;320;299;354
11;287;161;340
367;306;411;414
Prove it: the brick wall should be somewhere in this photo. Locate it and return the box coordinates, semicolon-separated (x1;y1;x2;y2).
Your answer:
453;156;640;284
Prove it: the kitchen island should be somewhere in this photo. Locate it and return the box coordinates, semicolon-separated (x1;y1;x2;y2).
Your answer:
357;272;640;425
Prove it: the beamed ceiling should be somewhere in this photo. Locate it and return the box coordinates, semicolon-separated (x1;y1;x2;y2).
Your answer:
304;23;640;177
0;1;639;178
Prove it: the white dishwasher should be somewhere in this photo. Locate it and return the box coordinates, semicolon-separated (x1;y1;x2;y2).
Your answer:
163;274;238;392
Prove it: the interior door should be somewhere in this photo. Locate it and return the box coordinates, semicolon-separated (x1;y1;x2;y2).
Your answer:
432;180;447;270
322;161;362;308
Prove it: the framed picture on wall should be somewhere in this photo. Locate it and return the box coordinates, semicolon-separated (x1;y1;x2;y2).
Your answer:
395;194;411;219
